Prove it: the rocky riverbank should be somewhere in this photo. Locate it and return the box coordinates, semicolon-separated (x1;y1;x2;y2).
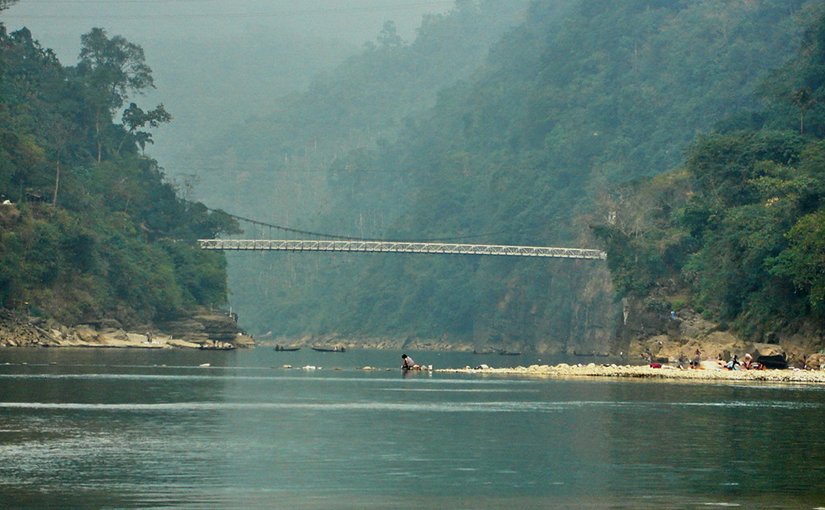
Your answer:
0;308;254;349
441;362;825;384
616;303;825;371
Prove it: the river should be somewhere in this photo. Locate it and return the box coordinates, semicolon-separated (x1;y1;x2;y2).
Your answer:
1;348;824;508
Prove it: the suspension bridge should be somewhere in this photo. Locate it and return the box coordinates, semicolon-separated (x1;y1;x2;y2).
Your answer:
198;239;606;260
196;211;607;261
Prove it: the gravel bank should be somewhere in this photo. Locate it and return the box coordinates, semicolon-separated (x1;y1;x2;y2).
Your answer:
439;362;825;384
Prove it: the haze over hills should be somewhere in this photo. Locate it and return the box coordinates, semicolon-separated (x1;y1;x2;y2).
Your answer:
3;0;824;356
180;0;823;354
2;0;453;176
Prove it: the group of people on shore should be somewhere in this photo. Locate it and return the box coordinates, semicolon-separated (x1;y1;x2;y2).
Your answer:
668;349;764;370
721;353;760;370
696;350;764;370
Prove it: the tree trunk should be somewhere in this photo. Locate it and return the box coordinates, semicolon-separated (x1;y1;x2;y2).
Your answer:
95;108;103;162
52;159;60;207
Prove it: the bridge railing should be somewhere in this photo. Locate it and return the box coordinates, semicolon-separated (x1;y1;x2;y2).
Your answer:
198;239;607;260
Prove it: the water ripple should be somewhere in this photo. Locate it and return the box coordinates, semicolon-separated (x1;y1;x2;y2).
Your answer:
0;399;819;412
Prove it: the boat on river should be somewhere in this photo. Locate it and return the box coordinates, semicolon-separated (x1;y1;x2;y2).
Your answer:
274;345;300;351
311;346;346;352
473;349;522;355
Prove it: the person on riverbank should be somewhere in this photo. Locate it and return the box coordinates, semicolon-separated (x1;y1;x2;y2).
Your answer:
690;349;701;369
742;353;753;369
402;354;419;370
725;355;741;370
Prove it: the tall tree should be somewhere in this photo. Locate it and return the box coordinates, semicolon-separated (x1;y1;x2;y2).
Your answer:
791;87;817;134
75;28;155;162
377;20;404;49
119;102;172;154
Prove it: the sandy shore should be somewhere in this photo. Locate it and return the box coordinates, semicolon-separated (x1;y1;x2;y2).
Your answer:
438;362;825;384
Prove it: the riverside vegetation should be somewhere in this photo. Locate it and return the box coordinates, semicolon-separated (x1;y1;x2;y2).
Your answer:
3;1;825;367
591;5;825;367
0;4;247;348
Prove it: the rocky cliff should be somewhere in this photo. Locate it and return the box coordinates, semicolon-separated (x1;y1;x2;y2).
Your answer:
0;307;254;349
616;297;825;369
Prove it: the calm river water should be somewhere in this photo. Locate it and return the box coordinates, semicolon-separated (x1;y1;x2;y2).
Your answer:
1;348;825;509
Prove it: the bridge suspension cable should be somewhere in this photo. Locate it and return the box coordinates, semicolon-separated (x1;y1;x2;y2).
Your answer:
209;207;548;243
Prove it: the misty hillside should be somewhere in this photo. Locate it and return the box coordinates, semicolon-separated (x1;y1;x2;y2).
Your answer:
198;0;818;352
189;0;533;220
144;30;355;167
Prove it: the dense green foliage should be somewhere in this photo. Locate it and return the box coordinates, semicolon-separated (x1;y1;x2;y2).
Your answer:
189;0;821;351
594;8;825;338
0;23;238;326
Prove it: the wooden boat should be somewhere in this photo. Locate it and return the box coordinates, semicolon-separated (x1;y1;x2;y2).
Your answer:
572;351;610;357
311;346;346;352
473;349;522;355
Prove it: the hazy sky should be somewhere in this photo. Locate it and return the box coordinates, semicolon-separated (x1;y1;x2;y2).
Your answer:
2;0;454;63
2;0;457;169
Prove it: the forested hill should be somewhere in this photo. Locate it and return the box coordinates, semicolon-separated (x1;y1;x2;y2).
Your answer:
316;0;819;353
593;7;825;345
199;1;819;353
0;17;239;328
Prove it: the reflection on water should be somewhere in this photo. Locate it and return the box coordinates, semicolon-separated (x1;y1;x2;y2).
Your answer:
1;348;825;508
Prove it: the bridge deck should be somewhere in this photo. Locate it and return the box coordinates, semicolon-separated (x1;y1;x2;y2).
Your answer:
198;239;606;260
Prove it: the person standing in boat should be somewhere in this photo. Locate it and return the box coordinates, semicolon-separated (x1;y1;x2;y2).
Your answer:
401;354;419;370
